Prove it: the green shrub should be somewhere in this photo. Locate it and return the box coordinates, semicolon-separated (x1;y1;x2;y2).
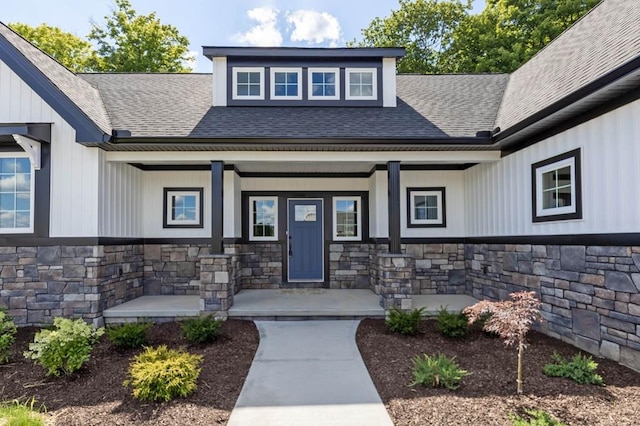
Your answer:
543;352;604;385
0;398;46;426
124;345;202;402
385;307;425;336
436;306;469;338
106;322;152;349
410;353;468;390
23;317;104;377
0;308;17;364
181;315;223;343
510;409;566;426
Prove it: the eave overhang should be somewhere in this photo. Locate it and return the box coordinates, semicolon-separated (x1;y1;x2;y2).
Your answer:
203;46;406;60
0;34;109;144
88;136;495;152
494;55;640;152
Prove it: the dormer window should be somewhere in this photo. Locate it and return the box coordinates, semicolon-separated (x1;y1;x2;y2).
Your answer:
346;68;377;100
308;68;340;100
233;67;264;100
270;68;302;100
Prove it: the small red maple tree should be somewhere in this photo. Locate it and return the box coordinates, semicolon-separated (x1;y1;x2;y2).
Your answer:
463;291;542;394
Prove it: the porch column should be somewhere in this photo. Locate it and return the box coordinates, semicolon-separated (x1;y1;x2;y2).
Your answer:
387;161;401;254
211;161;224;254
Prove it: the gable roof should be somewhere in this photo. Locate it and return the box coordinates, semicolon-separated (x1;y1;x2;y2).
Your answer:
79;73;508;142
0;22;111;142
495;0;640;144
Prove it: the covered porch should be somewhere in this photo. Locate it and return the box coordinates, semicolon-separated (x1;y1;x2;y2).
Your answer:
102;290;478;323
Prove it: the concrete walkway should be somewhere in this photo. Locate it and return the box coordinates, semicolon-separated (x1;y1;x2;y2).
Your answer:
227;320;393;426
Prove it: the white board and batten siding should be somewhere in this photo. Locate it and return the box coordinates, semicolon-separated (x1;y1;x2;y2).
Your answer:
0;60;101;237
465;99;640;237
98;159;143;238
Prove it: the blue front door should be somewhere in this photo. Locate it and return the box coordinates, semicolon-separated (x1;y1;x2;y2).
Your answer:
288;199;324;281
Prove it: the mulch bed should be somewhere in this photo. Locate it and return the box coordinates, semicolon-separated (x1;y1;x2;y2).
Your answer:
0;320;259;425
357;319;640;426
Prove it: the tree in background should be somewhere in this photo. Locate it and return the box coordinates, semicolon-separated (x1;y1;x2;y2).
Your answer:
88;0;192;72
354;0;599;74
350;0;471;74
9;23;96;73
441;0;601;73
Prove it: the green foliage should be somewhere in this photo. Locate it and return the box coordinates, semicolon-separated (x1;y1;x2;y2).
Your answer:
124;345;202;402
436;307;469;338
353;0;599;74
510;408;566;426
23;318;104;377
0;398;46;426
0;309;17;364
410;353;468;390
441;0;600;73
106;322;152;349
181;315;223;344
8;22;96;72
350;0;470;73
88;0;192;72
543;352;604;385
385;307;425;336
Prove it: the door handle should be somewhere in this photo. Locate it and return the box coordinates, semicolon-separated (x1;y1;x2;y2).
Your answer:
288;235;293;256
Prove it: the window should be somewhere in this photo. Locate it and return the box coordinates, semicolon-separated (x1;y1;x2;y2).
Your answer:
270;68;302;100
0;156;33;233
407;187;446;228
333;196;361;241
163;188;203;228
250;196;278;240
346;68;377;100
532;149;582;222
308;68;340;100
233;67;264;100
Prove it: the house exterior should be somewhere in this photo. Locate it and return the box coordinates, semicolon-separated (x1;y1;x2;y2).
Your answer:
0;0;639;371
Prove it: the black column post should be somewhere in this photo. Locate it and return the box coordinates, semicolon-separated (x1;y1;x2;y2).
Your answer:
210;161;224;254
387;161;401;254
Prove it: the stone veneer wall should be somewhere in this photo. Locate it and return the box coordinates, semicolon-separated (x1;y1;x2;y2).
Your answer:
404;243;467;294
466;244;640;372
0;245;143;326
143;244;209;295
329;243;370;289
240;243;283;289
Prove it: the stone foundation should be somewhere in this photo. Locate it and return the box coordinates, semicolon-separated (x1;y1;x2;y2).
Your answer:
376;253;413;309
240;243;283;289
143;244;209;295
329;243;370;289
405;243;467;294
466;243;640;372
0;244;143;326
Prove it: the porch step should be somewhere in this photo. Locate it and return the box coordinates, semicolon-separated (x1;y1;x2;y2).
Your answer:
103;295;200;324
228;289;386;319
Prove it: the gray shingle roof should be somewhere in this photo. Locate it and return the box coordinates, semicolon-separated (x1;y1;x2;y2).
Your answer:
78;73;508;139
496;0;640;132
0;23;112;135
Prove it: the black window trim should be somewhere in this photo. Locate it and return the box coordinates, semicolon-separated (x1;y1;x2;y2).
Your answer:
406;186;447;228
163;187;204;229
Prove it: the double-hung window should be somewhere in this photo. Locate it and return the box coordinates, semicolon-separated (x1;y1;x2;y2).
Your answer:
346;68;377;100
308;68;340;100
333;196;361;241
233;67;264;100
250;196;278;240
407;187;446;228
0;155;33;233
532;149;582;222
271;68;302;100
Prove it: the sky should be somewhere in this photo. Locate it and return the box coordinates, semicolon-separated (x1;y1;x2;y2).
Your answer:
2;0;486;73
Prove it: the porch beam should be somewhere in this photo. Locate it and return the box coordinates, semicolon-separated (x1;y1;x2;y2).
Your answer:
210;161;224;254
387;161;401;254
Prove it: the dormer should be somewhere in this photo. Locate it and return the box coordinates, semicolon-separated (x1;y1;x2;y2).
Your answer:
203;47;405;108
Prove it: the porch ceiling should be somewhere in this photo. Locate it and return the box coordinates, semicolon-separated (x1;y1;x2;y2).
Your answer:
236;161;375;174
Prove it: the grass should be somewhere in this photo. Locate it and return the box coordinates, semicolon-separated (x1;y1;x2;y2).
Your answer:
0;398;46;426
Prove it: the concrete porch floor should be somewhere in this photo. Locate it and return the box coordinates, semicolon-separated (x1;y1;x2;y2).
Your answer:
102;291;479;323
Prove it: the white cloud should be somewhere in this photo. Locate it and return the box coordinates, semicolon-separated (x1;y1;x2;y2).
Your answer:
286;10;341;46
235;7;283;47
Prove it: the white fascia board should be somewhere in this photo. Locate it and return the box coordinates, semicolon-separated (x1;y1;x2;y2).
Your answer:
212;57;227;107
382;58;397;107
